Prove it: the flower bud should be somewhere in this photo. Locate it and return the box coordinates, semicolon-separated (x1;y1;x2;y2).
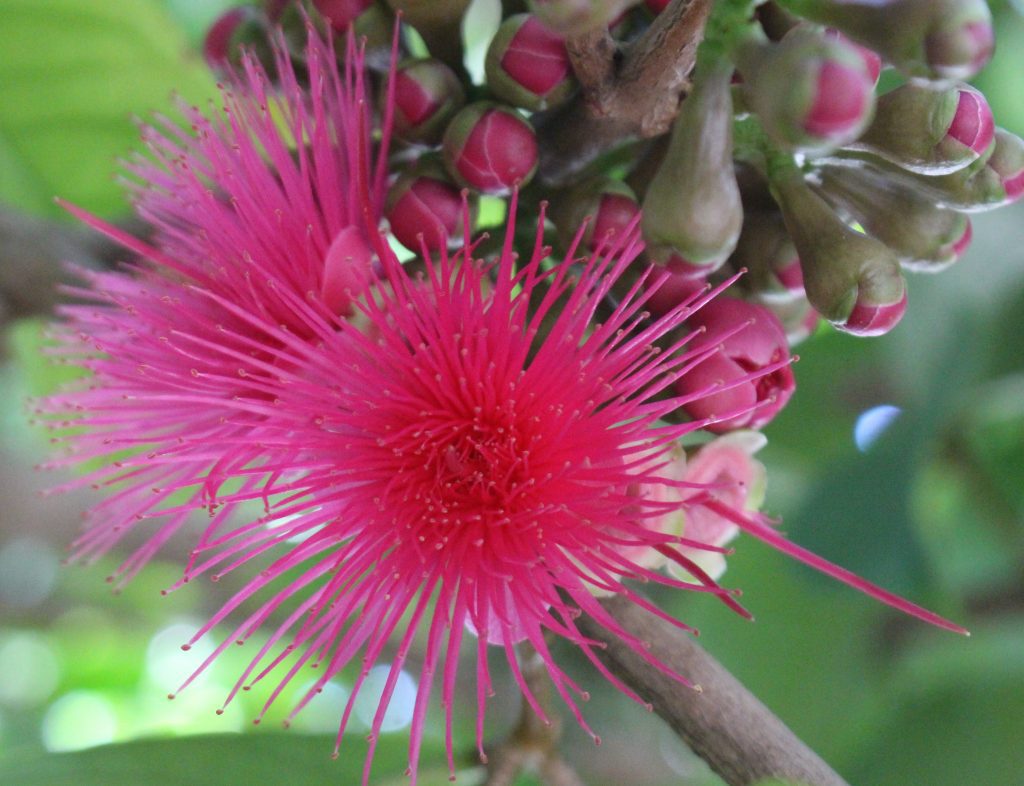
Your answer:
486;15;576;111
729;209;803;301
552;178;640;251
735;26;875;152
642;266;706;318
528;0;633;35
203;6;270;72
854;83;994;175
312;0;374;28
386;160;475;253
675;298;795;433
391;59;466;146
783;0;993;80
642;57;742;277
840;127;1024;212
770;168;907;336
823;28;882;86
819;166;971;273
442;103;538;195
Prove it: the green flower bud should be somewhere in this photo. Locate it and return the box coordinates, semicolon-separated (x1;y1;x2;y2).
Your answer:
527;0;633;36
853;83;994;175
818;166;970;272
551;177;640;251
729;209;803;302
486;15;577;111
780;0;994;81
734;25;876;153
835;127;1024;212
390;58;466;146
442;102;539;195
641;57;742;276
386;158;476;253
770;167;907;336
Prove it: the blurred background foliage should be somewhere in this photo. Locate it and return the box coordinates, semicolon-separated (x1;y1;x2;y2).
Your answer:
1;0;1022;784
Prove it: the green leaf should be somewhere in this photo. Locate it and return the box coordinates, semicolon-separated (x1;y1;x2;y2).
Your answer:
0;733;437;786
0;0;217;219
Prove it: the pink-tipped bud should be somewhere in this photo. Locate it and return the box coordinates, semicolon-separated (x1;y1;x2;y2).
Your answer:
786;0;992;81
951;219;973;258
644;0;671;14
735;25;875;152
729;209;803;302
856;82;994;175
442;103;538;195
391;59;466;146
803;60;873;140
528;0;631;35
552;177;640;251
770;166;907;337
843;289;907;337
675;297;795;433
321;226;375;316
487;15;576;111
386;161;474;253
203;7;267;71
824;28;882;86
312;0;374;28
642;266;706;317
946;88;995;157
924;15;994;81
818;165;971;273
982;128;1024;204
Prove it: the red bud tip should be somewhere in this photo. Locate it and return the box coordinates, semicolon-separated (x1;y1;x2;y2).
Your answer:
312;0;374;29
774;257;804;294
500;17;571;98
203;8;251;67
840;291;908;337
643;266;706;317
946;89;995;156
951;219;973;259
803;61;872;140
394;70;442;127
387;176;464;253
825;29;882;86
1003;169;1024;202
926;19;994;79
644;0;671;13
444;105;538;195
591;193;641;248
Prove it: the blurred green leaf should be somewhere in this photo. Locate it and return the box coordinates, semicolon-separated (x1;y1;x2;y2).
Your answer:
849;620;1024;786
0;0;216;219
1;733;438;786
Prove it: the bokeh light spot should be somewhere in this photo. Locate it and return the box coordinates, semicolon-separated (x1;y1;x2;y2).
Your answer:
854;405;902;453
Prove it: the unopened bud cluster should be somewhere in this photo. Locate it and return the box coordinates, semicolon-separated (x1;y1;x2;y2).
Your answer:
202;0;1020;436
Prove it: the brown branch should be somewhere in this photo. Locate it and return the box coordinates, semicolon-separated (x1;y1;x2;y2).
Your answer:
581;595;851;786
536;0;714;185
0;206;129;331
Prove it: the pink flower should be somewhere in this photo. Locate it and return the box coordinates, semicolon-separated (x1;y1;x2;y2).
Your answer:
674;296;796;433
44;25;392;581
42;26;966;786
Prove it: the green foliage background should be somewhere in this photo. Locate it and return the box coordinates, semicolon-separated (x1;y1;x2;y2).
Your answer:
1;1;1022;784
